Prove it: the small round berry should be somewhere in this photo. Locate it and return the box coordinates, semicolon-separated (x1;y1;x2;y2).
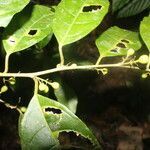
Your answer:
127;49;135;56
71;63;77;67
0;85;8;93
43;85;49;93
20;107;27;113
39;83;49;93
9;77;16;85
138;55;149;64
51;82;60;90
141;73;148;79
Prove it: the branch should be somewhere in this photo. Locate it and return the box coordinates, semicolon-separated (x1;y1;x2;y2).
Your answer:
0;62;140;78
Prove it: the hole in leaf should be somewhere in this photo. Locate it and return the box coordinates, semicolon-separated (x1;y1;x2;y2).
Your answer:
8;36;16;45
82;5;102;12
45;107;62;114
9;39;15;43
28;29;37;36
110;49;118;53
59;131;93;149
121;39;129;43
117;42;126;48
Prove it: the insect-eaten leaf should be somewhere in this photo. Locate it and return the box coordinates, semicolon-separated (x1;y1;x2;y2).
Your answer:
96;26;141;58
0;0;30;27
140;16;150;51
19;94;100;150
54;77;78;114
2;5;54;54
19;95;59;150
52;0;109;46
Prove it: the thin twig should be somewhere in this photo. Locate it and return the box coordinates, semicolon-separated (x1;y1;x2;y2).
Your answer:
0;63;140;78
59;44;64;65
95;55;103;65
4;53;11;73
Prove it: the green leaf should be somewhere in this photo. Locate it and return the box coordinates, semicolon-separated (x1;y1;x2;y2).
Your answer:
112;0;130;12
36;33;53;49
53;0;109;46
140;16;150;51
2;5;54;54
19;94;100;149
54;77;78;113
117;0;150;18
19;95;59;150
0;0;30;27
96;26;141;58
38;94;100;148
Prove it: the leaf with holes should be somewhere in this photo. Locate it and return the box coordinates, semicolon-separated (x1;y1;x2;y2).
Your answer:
19;95;59;150
96;26;141;58
2;5;54;54
38;95;100;148
140;16;150;51
54;77;78;113
19;94;100;149
52;0;109;46
0;0;30;27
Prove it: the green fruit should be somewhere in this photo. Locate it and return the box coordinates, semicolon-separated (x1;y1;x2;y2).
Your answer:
127;48;135;56
71;63;77;67
9;77;16;85
0;85;8;93
43;86;49;93
20;107;27;113
39;83;49;93
138;55;149;64
141;73;148;79
51;82;60;90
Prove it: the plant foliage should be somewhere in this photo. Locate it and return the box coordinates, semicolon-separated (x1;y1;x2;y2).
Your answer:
112;0;150;18
52;0;109;46
3;5;54;54
19;94;100;149
96;26;141;58
0;0;149;149
0;0;30;27
140;16;150;51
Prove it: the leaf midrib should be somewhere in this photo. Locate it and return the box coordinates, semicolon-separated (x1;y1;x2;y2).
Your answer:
60;0;89;46
28;95;57;147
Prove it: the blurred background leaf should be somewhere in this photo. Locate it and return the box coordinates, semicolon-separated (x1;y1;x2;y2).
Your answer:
112;0;150;18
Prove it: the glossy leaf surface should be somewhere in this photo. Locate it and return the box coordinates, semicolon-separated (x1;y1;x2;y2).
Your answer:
19;94;100;149
96;26;141;58
0;0;30;27
53;0;109;46
140;16;150;51
3;5;54;54
19;95;59;150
